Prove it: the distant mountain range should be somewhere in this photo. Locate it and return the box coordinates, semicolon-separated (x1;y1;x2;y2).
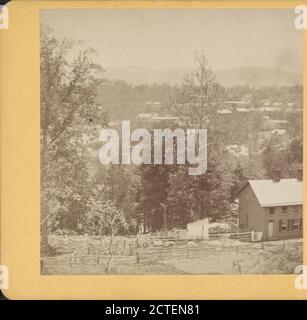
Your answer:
104;66;302;87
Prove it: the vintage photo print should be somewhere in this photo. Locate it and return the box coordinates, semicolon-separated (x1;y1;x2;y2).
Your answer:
40;8;303;275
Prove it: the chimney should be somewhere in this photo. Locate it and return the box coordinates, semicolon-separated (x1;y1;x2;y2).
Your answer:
272;169;281;183
297;168;303;182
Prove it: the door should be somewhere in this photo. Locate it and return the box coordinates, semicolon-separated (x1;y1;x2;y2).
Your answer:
268;220;274;240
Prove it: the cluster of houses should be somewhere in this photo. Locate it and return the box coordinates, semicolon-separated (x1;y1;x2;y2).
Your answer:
219;100;301;114
216;100;301;157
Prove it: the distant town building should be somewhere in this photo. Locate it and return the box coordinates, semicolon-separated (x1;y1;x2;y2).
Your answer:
217;109;232;114
149;115;179;126
259;106;281;112
224;101;250;109
137;113;154;120
235;107;250;113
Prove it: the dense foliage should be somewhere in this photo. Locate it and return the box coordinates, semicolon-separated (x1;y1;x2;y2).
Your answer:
41;29;303;242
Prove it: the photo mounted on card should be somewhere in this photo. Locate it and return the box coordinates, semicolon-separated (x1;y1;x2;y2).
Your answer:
0;0;306;299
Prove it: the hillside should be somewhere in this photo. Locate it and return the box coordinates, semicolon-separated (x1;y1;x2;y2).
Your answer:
215;66;302;87
104;66;302;87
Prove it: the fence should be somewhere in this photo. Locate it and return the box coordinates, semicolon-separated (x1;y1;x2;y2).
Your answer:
42;235;302;274
136;239;302;263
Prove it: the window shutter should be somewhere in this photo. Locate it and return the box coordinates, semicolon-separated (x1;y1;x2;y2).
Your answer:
287;219;291;231
279;220;282;232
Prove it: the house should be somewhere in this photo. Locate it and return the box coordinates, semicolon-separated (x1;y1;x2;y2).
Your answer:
237;179;303;240
186;218;209;240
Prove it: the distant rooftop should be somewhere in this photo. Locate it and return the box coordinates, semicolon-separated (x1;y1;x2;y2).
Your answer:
268;119;288;124
137;113;153;119
151;116;179;121
248;179;303;207
236;107;249;112
224;101;249;105
217;109;232;114
259;106;280;112
145;101;161;105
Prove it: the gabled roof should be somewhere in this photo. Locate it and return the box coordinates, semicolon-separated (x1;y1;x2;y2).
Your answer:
248;179;303;207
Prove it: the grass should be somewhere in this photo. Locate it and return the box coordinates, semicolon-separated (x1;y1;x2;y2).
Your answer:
42;235;303;275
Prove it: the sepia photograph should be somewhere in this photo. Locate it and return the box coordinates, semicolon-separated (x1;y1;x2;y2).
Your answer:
40;8;303;275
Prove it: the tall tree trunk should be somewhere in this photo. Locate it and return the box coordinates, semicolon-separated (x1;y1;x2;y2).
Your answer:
41;136;49;256
41;95;50;257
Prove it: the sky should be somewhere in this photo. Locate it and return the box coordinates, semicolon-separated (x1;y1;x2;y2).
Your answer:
41;9;303;73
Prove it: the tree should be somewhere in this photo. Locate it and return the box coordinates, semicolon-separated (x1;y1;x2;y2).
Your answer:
170;52;221;129
40;26;108;255
86;189;126;273
262;136;303;179
137;164;170;232
167;52;230;222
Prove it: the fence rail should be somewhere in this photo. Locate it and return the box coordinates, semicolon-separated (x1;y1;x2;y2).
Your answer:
42;235;303;273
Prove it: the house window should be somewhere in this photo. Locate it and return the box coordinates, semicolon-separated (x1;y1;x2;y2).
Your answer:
282;207;287;214
269;207;275;215
279;220;287;232
299;218;303;230
292;219;299;231
288;219;300;231
294;206;299;214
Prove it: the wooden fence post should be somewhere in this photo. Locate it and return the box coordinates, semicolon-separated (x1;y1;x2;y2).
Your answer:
136;236;140;263
123;239;126;253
